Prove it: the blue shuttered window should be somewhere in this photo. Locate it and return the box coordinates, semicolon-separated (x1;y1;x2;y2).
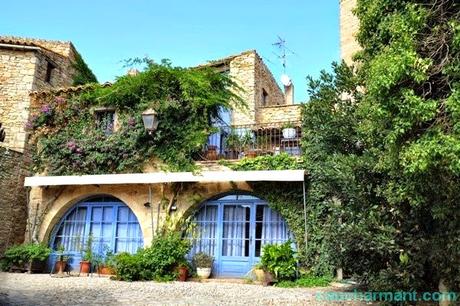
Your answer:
51;197;143;260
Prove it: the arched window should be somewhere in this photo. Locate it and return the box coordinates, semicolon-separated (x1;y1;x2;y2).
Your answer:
190;193;292;277
50;196;143;269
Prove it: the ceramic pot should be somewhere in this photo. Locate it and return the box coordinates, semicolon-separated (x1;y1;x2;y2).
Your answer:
282;128;296;139
196;267;211;279
178;266;188;282
80;261;91;275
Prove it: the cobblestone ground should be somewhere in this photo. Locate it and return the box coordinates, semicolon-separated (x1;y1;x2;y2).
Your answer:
0;272;370;306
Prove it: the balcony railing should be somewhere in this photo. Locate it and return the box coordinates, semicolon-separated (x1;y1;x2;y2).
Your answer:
196;122;302;161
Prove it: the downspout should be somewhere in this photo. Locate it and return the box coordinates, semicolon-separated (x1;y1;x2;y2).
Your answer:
302;180;308;249
148;185;154;239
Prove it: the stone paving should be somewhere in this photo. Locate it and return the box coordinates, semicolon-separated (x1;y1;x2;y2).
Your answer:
0;272;370;305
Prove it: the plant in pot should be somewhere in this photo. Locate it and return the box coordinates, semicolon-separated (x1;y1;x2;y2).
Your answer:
260;241;297;286
225;129;241;159
250;262;266;282
4;244;30;272
192;252;214;279
79;235;93;276
97;248;116;275
24;243;51;273
177;260;190;282
281;122;297;139
240;130;256;158
54;245;69;275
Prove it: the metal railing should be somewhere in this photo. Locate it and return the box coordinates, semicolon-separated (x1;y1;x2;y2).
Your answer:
197;122;302;161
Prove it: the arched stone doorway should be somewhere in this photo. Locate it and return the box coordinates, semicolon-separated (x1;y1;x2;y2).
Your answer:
49;195;144;270
189;193;292;277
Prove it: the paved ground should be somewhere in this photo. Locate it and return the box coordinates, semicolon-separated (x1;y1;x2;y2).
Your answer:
0;272;370;305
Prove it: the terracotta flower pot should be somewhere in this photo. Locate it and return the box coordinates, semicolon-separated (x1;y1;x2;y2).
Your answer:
178;266;188;282
54;260;67;274
205;146;218;160
80;261;91;275
98;266;115;275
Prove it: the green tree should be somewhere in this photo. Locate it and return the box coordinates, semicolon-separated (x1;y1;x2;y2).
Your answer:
302;0;460;292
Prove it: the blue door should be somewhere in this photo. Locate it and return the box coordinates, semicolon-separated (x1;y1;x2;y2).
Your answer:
49;196;143;271
191;194;291;277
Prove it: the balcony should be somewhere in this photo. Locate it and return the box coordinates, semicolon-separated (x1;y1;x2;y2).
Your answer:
197;122;302;161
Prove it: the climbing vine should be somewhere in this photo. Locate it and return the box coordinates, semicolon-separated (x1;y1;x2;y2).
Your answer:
28;61;243;175
71;51;98;85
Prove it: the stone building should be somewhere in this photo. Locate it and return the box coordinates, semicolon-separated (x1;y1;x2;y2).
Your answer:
0;36;93;254
24;48;304;278
340;0;360;64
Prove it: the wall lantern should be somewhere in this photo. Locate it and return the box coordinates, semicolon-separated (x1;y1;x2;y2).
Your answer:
142;108;159;134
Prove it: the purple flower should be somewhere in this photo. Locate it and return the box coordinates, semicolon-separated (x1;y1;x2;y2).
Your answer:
66;140;77;151
55;96;66;105
41;104;52;115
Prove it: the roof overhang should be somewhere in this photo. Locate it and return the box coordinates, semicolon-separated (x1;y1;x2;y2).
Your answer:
24;170;305;187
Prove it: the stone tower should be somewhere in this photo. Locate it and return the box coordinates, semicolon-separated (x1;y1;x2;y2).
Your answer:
0;36;88;253
340;0;360;64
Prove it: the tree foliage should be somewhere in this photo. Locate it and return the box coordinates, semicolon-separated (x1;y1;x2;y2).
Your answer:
302;0;460;292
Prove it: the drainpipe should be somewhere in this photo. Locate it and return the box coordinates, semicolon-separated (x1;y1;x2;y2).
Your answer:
302;180;308;250
148;185;154;239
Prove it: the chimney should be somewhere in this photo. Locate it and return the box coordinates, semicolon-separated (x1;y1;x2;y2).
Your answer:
284;83;294;105
127;68;140;76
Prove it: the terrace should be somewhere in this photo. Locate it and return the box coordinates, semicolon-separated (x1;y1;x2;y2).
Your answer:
197;121;302;161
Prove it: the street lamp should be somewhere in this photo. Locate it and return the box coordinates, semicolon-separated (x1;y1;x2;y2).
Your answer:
142;108;159;134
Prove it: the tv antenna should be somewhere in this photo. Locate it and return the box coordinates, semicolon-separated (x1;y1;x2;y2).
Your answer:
272;36;297;73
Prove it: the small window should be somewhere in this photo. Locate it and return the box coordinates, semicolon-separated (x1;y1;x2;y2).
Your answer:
45;61;56;83
95;109;115;135
262;89;269;106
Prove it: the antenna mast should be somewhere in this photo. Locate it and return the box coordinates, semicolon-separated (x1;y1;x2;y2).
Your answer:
272;36;297;74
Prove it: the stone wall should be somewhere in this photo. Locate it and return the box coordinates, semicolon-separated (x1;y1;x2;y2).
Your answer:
27;182;252;247
0;37;76;153
253;53;285;107
256;104;302;124
0;147;28;254
340;0;360;64
229;51;257;126
0;49;37;152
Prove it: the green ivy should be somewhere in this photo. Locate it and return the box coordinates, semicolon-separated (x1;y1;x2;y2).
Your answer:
71;51;97;85
29;61;243;175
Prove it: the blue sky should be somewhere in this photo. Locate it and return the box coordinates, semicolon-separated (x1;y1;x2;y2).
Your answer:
2;1;339;102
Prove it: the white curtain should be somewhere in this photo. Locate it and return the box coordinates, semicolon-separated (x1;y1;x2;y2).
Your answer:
222;205;247;257
261;206;288;247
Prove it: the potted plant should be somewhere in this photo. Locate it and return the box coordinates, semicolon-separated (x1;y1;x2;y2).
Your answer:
192;252;214;279
205;145;218;160
79;235;93;276
251;262;265;282
281;122;297;139
97;248;116;275
240;130;257;158
177;261;189;282
260;241;297;286
54;245;69;274
4;244;29;272
225;129;241;159
24;243;51;273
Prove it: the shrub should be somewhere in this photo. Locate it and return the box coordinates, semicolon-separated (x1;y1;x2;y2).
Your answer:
260;241;297;281
113;252;141;281
276;275;332;288
113;231;191;281
192;252;213;268
2;243;51;270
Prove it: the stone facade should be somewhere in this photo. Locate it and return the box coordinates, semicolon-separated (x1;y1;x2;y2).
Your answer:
0;36;77;152
0;37;84;254
208;50;299;126
256;104;302;125
0;147;28;254
27;182;252;247
340;0;360;65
